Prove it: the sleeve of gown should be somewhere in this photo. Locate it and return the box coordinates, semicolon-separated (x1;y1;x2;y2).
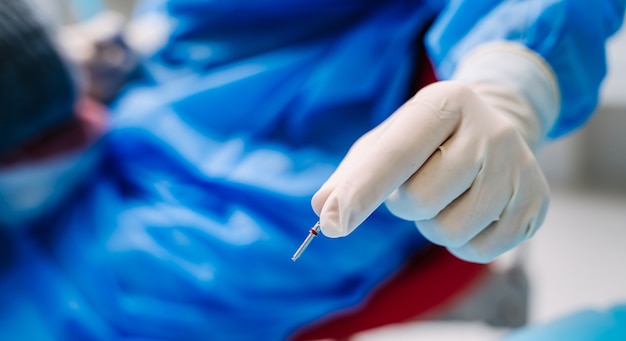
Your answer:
425;0;626;138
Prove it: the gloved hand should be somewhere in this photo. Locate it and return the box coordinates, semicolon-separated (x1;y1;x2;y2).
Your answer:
312;42;560;263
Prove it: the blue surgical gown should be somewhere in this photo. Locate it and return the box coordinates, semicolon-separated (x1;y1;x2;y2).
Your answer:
1;1;623;340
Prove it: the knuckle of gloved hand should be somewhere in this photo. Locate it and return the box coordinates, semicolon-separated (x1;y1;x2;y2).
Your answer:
412;81;472;117
494;119;515;137
450;243;500;264
440;80;476;98
526;158;549;186
451;230;518;264
519;194;550;241
516;159;550;204
411;198;443;221
490;118;524;147
423;80;475;100
386;189;440;221
415;219;471;248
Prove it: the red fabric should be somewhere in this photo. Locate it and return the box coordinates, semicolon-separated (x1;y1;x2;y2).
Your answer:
409;45;439;93
291;246;488;340
0;98;107;166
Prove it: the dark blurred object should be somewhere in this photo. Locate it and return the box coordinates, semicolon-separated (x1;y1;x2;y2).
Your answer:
0;0;77;154
59;12;141;103
438;255;530;328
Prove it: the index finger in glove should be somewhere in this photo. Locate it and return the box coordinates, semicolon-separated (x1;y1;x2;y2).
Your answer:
312;90;462;238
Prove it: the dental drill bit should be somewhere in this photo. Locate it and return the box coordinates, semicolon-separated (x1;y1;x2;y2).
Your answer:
291;221;321;261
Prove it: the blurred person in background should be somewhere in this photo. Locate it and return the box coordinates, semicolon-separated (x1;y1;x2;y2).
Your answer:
0;0;624;340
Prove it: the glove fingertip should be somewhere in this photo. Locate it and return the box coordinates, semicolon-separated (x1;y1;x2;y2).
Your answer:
311;185;333;217
318;193;352;238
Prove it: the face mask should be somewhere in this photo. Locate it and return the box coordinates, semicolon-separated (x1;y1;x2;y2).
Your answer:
0;145;101;229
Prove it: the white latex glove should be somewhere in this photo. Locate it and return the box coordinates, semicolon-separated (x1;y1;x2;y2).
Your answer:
312;42;560;263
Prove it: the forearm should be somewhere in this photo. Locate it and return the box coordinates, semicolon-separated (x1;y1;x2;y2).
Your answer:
425;0;626;139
